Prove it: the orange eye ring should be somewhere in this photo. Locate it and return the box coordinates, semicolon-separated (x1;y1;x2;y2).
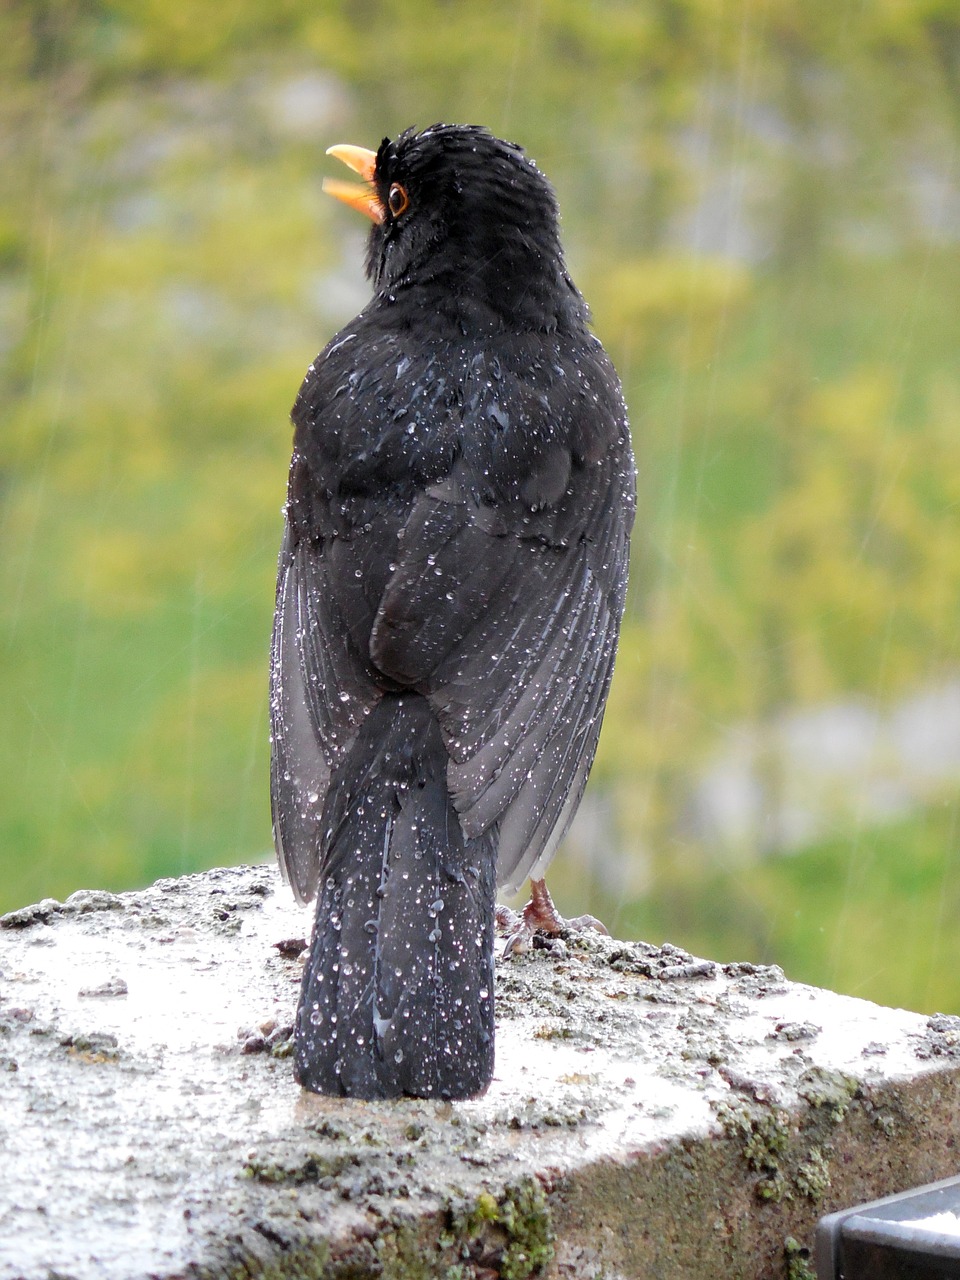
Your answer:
388;183;409;218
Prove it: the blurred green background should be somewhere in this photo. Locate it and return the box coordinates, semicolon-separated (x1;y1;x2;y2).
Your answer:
2;0;959;1013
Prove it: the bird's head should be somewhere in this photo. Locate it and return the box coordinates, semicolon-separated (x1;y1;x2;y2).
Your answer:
324;124;585;330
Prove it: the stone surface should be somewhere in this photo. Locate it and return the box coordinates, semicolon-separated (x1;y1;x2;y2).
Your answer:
1;863;959;1279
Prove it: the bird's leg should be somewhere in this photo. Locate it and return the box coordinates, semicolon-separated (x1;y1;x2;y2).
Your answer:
495;878;609;957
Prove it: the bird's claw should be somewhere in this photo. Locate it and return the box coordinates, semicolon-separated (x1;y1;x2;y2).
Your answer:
560;912;609;935
495;879;609;958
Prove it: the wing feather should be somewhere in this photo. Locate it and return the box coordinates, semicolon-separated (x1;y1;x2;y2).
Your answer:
270;528;382;902
375;441;633;892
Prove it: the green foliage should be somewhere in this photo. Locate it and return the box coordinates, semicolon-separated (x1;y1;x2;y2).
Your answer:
572;797;960;1014
2;0;959;1017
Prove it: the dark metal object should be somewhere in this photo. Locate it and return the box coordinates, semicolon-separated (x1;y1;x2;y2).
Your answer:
816;1174;960;1278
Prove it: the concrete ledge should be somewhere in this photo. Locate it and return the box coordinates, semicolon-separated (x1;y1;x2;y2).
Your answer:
1;863;959;1279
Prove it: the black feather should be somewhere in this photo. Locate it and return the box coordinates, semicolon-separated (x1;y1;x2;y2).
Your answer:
295;695;495;1099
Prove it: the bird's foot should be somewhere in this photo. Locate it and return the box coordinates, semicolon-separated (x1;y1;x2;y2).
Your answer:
495;878;608;958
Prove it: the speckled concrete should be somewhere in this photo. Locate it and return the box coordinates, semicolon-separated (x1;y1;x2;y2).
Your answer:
1;863;958;1279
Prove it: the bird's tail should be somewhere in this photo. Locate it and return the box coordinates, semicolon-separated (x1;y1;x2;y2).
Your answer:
295;693;496;1099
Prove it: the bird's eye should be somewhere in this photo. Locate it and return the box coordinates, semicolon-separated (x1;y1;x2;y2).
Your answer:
388;183;409;218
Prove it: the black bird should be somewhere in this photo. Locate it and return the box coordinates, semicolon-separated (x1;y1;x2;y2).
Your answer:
270;124;635;1100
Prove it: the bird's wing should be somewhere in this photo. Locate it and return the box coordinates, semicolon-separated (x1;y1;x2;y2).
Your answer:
370;431;634;894
270;520;384;904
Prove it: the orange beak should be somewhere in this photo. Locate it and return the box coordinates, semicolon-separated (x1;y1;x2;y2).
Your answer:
323;144;383;224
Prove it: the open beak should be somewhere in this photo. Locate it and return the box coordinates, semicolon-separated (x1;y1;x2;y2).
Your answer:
323;144;383;224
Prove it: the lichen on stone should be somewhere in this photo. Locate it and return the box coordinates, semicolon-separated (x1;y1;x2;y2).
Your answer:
445;1177;554;1279
795;1148;831;1202
797;1066;859;1123
715;1097;792;1173
784;1235;816;1280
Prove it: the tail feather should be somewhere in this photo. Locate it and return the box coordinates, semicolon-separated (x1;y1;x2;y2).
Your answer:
295;694;495;1099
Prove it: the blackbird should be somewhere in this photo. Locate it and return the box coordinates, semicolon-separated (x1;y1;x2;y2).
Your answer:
270;124;635;1100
